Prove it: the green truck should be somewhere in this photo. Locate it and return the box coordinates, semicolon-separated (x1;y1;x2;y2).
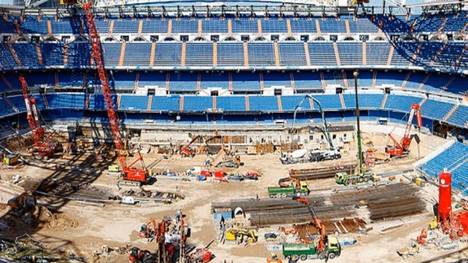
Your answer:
282;236;341;261
268;182;310;198
335;171;375;186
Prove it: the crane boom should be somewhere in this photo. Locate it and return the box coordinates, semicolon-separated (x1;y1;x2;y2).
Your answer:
82;2;147;183
386;103;422;157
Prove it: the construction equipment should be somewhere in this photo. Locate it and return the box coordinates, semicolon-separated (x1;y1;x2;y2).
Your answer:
335;171;375;186
225;228;258;244
129;247;155;263
19;74;60;158
180;135;202;157
386;104;422;158
82;2;148;185
268;179;310;198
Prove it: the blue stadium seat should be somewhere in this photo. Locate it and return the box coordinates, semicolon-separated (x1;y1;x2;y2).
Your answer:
110;72;136;89
94;19;109;34
290;18;317;33
216;96;246;111
20;16;48;34
422;74;453;93
113;19;139;33
186;42;213;66
445;77;467;95
41;43;64;67
202;18;228;33
366;42;390;66
200;73;229;90
154;43;182;66
263;73;291;88
293;72;323;91
352;71;373;87
13;43;41;68
248;43;275;67
142;19;168;33
281;95;307;111
46;93;86;109
0;98;15;116
261;18;287;33
138;72;167;88
278;42;307;66
66;42;91;68
375;72;407;87
184;96;213;111
25;72;55;87
169;73;198;92
385;95;423;112
348;17;379;33
50;18;77;34
249;96;278;111
444;12;467;32
0;16;17;34
319;18;346;33
447;105;467;127
338;42;363;66
124;43;152;67
217;43;244;67
308;43;337;66
172;18;198;33
151;96;180;111
102;43;121;67
343;94;383;109
232;18;258;33
232;73;260;91
0;44;18;70
58;72;84;88
421;99;454;120
314;95;342;109
405;73;427;90
119;95;148;110
323;71;345;87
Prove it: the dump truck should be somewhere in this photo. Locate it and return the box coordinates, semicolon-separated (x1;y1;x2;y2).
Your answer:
268;182;310;198
282;236;341;261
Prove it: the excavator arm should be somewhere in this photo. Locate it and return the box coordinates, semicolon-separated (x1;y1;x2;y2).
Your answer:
293;196;326;252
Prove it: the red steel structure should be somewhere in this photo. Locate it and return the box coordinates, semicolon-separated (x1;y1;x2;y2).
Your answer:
82;2;147;183
19;74;56;157
386;103;422;157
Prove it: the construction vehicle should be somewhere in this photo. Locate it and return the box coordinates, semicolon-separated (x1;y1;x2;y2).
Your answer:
386;104;422;158
335;72;375;186
281;95;341;165
268;179;310;198
81;2;148;185
180;135;202;157
19;74;60;158
225;228;258;245
128;247;155;263
283;196;341;260
188;248;213;263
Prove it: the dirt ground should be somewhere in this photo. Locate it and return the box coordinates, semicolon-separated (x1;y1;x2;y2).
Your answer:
1;130;466;262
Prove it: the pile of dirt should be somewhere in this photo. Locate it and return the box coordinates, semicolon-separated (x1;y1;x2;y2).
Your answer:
37;207;79;230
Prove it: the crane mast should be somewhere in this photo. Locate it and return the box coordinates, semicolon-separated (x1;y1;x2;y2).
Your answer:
386;103;422;157
82;2;147;183
19;74;56;157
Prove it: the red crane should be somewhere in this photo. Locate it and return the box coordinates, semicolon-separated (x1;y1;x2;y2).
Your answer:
19;74;57;158
82;2;147;184
292;197;326;253
386;103;422;158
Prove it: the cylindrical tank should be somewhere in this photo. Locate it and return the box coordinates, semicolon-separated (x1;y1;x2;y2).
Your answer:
438;170;452;223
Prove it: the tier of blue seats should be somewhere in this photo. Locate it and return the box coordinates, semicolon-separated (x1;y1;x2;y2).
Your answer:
447;105;467;128
0;41;465;71
343;94;383;109
419;142;467;195
421;99;454;120
384;95;423;112
2;13;465;36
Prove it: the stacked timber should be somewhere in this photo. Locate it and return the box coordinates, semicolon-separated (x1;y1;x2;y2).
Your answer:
289;163;357;180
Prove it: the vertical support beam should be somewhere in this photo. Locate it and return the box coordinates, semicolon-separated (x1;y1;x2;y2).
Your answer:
308;97;314;110
212;42;217;66
63;44;68;66
290;72;295;91
197;19;202;34
150;42;156;66
315;19;321;34
320;71;326;90
401;72;411;89
372;71;377;89
167;19;172;34
286;19;292;35
181;42;187;66
35;43;43;65
228;72;233;93
135;72;140;89
54;72;60;88
243;42;249;67
344;19;351;34
339;93;345;109
362;42;367;66
109;20;114;34
276;96;283;112
386;45;394;66
380;94;388;108
165;72;171;93
212;96;217;112
418;75;431;90
257;19;262;34
147;95;153;111
196;72;201;91
7;44;21;66
47;20;52;35
333;43;341;66
118;42;126;67
179;96;184;112
273;42;280;66
443;104;459;122
342;71;349;88
304;42;311;66
227;19;232;34
138;19;143;34
259;72;264;91
245;96;250;111
116;95;121;110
